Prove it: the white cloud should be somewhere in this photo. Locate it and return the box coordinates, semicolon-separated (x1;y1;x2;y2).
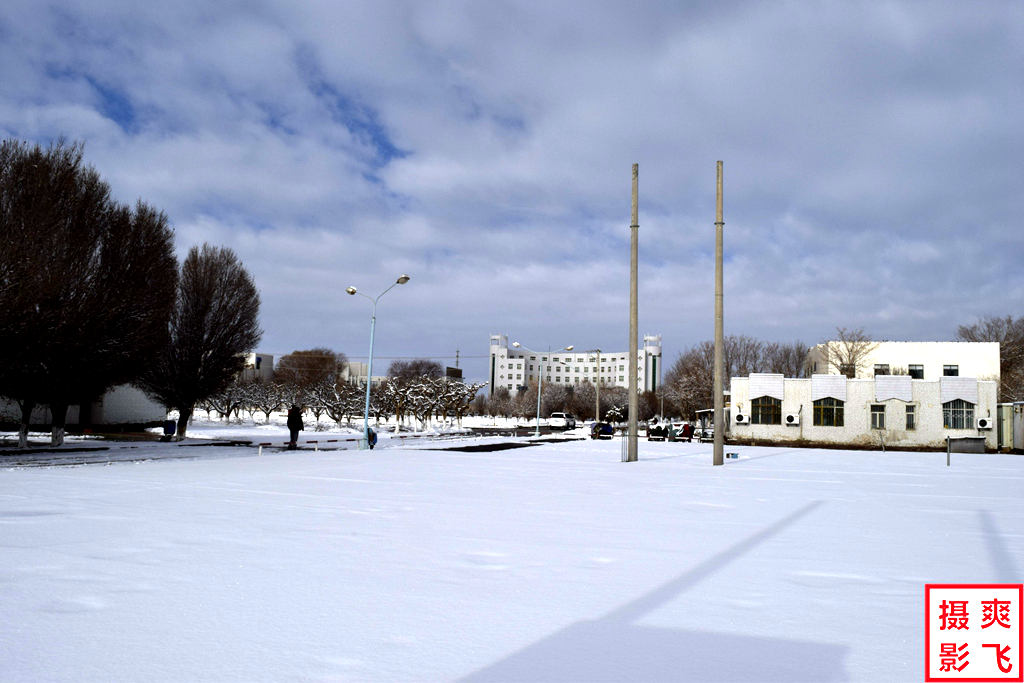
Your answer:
1;0;1021;382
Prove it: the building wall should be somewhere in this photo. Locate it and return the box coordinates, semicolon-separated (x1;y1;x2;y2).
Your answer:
489;334;662;396
240;352;275;382
730;374;998;449
339;361;386;387
807;341;1000;381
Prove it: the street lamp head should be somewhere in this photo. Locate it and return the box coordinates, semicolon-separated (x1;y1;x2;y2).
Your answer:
345;286;357;295
512;341;521;348
396;274;411;284
564;345;574;351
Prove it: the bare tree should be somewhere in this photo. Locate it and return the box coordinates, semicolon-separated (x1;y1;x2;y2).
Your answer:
487;386;512;418
569;381;596;420
205;378;248;421
818;327;879;378
247;380;285;423
469;393;487;416
277;348;347;390
387;359;444;383
137;244;261;438
957;315;1024;401
762;341;812;378
0;139;177;446
663;342;715;420
724;335;764;379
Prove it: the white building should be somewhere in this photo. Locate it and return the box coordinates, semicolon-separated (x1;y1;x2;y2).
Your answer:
488;334;662;397
807;341;1000;381
730;373;999;450
339;361;387;387
240;352;275;382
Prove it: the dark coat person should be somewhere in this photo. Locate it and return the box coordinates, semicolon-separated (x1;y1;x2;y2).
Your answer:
287;405;304;449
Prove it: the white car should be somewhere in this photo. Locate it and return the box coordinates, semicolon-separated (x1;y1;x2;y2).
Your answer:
548;413;576;430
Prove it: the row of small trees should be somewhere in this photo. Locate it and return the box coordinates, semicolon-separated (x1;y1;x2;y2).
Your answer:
483;382;652;422
0;139;261;446
200;374;486;431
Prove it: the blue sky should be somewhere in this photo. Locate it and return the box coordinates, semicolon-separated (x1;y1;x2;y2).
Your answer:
2;1;1022;383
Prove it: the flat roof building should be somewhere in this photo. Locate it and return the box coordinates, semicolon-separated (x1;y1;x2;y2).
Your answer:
489;333;662;397
807;341;1000;382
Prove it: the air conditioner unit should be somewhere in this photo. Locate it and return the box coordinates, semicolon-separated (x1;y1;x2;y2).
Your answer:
977;416;994;430
734;413;749;424
785;413;800;426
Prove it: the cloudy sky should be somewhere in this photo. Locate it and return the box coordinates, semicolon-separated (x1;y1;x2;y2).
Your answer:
2;1;1021;383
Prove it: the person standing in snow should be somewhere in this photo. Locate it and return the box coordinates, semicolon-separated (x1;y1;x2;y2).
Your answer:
287;404;304;449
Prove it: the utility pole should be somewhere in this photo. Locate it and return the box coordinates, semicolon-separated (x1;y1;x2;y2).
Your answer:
713;161;725;466
595;350;601;422
455;349;459;368
627;163;639;463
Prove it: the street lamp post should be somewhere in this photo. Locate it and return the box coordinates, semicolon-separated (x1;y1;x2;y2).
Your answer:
513;342;574;437
346;274;410;449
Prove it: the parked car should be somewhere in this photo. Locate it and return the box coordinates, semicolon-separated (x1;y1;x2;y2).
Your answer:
671;422;695;442
694;426;714;441
591;422;615;439
549;412;576;430
647;423;668;441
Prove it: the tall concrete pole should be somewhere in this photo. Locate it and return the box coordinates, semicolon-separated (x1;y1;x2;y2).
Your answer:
627;163;639;463
595;349;601;421
713;161;725;466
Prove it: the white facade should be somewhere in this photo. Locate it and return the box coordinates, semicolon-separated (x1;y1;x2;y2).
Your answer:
730;372;999;449
339;361;387;387
240;352;275;382
807;341;1000;381
488;333;663;397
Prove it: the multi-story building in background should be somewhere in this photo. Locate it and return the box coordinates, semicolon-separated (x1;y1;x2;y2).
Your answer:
488;333;662;397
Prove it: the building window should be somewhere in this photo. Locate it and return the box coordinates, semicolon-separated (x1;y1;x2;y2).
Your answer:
839;363;856;378
943;399;974;429
542;356;548;361
619;365;624;370
812;398;844;427
906;405;916;430
871;404;885;430
943;365;959;377
751;396;782;425
874;364;890;376
619;376;624;381
909;364;924;379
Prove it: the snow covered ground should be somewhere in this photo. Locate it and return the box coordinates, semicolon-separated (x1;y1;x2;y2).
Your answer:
2;430;1022;681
